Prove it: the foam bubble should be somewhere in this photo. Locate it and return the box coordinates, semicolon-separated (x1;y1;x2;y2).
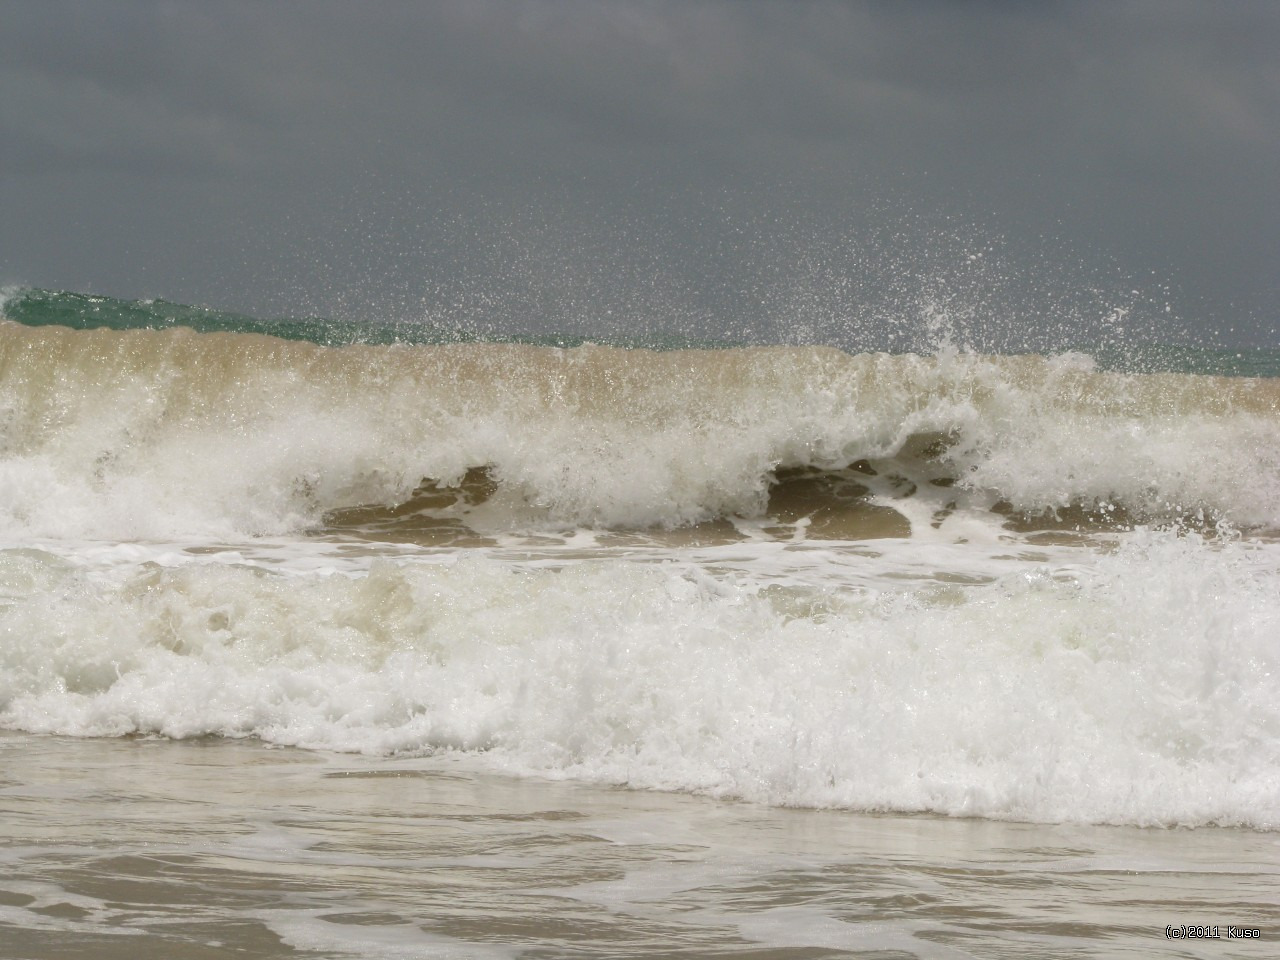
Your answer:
1;530;1277;828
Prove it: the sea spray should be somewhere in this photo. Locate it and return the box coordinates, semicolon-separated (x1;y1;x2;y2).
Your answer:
0;322;1277;541
2;293;1278;831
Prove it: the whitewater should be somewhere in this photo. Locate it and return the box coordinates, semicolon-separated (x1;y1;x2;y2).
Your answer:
3;289;1280;958
1;290;1278;837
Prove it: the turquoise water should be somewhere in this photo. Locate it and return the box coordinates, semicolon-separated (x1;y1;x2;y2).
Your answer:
4;286;1277;375
0;288;727;352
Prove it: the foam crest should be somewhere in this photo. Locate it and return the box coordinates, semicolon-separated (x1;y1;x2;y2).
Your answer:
1;323;1277;539
1;532;1277;827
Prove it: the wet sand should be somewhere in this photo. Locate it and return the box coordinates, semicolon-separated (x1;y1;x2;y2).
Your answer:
1;732;1275;959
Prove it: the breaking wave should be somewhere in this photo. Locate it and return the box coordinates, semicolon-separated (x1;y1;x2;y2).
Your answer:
0;317;1277;541
3;290;1280;829
1;530;1277;828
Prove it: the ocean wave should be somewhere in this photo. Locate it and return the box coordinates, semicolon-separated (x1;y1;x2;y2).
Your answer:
1;320;1278;540
1;530;1277;827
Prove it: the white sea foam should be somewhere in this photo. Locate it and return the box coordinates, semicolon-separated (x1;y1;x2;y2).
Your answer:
1;530;1277;828
0;325;1277;540
2;323;1278;828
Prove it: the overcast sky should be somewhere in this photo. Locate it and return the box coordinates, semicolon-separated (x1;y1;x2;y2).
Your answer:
2;0;1277;348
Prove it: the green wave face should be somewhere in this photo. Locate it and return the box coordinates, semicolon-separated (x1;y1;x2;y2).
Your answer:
2;286;1277;374
0;287;485;347
0;288;726;351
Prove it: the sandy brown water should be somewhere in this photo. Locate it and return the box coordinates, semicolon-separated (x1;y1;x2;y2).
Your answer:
1;732;1276;959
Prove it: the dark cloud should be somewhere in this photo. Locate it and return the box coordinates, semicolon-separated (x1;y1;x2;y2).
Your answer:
2;0;1277;345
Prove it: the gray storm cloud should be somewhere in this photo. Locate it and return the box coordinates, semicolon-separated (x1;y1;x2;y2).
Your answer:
2;0;1277;345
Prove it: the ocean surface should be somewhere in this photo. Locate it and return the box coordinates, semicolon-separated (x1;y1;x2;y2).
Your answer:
1;287;1278;957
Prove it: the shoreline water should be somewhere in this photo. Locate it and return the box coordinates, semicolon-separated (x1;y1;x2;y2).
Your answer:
2;733;1277;959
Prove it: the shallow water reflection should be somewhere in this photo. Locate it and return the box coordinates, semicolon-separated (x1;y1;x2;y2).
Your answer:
1;734;1276;959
